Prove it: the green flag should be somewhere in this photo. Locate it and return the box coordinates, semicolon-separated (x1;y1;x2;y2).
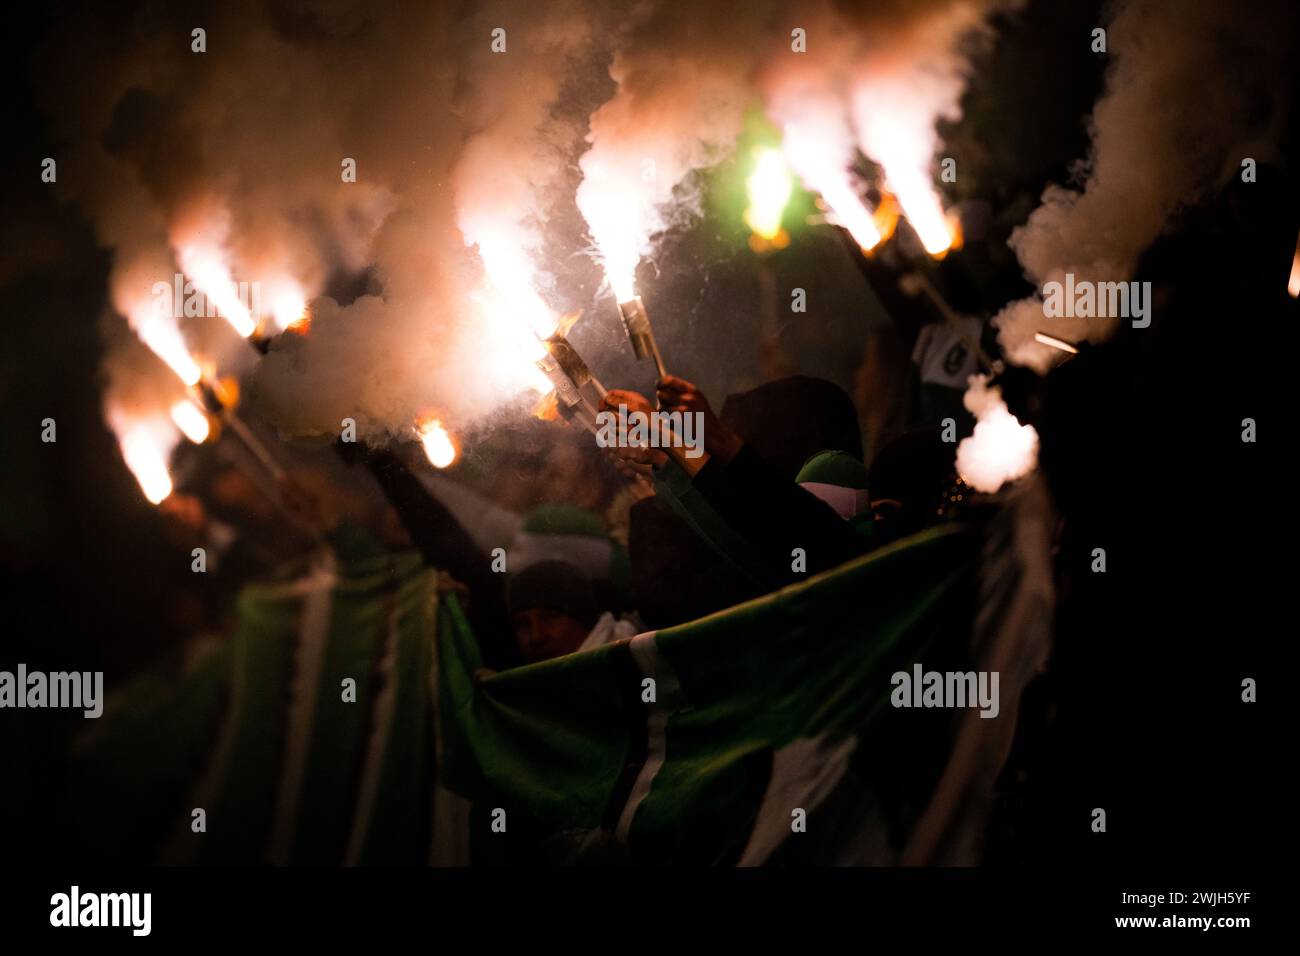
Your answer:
439;524;980;864
70;524;980;866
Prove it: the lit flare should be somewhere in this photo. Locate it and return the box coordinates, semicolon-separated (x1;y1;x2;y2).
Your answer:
744;148;793;242
1288;228;1300;298
178;245;258;338
783;129;884;252
119;425;174;504
418;419;457;469
170;399;211;444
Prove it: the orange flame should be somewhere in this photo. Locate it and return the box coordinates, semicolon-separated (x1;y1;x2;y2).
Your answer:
924;212;963;260
533;390;560;422
418;418;457;468
1288;228;1300;298
555;310;582;338
271;289;308;332
284;306;312;336
888;166;955;256
870;193;901;249
200;375;239;410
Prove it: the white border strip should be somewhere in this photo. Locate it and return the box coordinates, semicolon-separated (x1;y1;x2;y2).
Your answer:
614;631;687;842
268;557;337;864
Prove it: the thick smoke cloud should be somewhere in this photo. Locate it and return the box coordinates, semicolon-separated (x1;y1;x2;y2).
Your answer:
995;0;1296;371
45;2;487;442
42;0;1045;448
576;0;780;294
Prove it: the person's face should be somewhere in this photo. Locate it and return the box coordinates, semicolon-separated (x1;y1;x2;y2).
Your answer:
513;608;590;663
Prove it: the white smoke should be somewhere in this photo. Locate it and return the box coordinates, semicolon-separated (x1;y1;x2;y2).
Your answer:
576;0;780;298
995;0;1295;371
956;375;1039;493
46;2;490;441
44;0;1038;450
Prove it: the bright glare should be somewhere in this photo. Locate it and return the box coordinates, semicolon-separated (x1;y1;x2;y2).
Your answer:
744;148;793;241
783;129;883;251
474;235;559;340
120;427;174;504
138;315;202;386
849;93;955;257
419;419;457;468
270;288;308;331
469;288;555;398
884;162;955;256
170;400;211;444
1288;230;1300;298
178;246;258;337
575;166;642;303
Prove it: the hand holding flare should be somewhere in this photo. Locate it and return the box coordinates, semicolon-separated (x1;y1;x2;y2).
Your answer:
599;376;743;479
655;376;742;468
600;389;667;488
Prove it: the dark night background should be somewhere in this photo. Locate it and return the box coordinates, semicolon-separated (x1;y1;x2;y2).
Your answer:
0;0;1290;898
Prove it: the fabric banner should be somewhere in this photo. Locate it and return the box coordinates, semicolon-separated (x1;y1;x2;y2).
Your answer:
69;525;986;865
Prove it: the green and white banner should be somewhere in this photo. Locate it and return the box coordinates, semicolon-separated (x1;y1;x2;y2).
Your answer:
69;525;982;865
437;524;980;865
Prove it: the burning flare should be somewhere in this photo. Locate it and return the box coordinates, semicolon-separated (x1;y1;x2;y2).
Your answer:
576;167;644;304
473;234;560;341
268;284;308;332
177;244;258;338
782;126;888;252
170;399;211;444
138;313;202;387
1288;228;1300;299
418;419;457;469
114;417;177;505
465;232;609;414
744;147;793;242
878;153;958;256
850;85;959;258
956;377;1039;493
